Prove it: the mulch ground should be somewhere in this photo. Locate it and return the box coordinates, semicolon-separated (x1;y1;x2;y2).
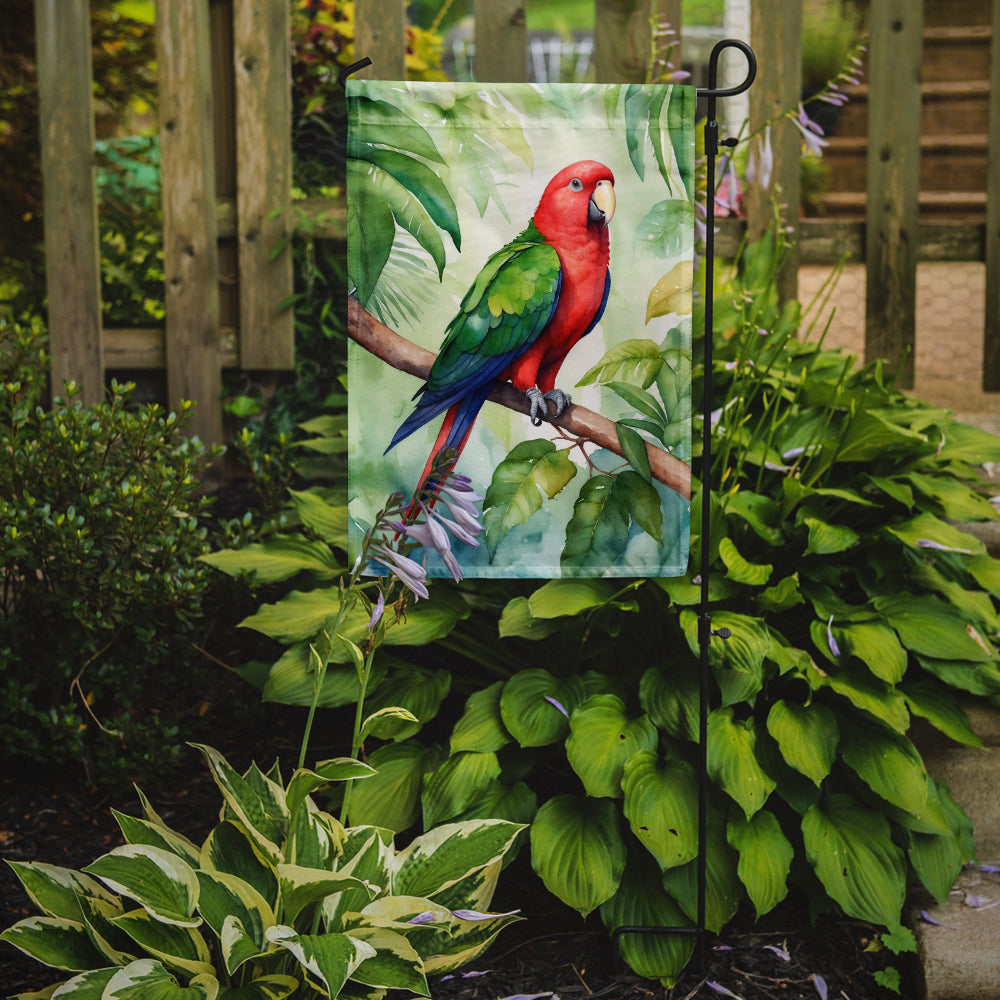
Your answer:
1;747;913;1000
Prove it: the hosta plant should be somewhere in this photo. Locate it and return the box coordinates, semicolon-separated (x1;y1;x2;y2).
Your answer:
1;744;523;999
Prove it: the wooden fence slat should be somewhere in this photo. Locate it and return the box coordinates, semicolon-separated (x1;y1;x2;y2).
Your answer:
474;0;527;82
864;0;923;389
354;0;406;80
157;0;223;445
34;0;103;405
747;0;802;305
983;0;1000;389
594;0;656;83
233;0;294;369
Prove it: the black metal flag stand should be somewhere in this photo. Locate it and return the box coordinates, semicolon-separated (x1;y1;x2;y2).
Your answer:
341;38;758;975
613;37;756;972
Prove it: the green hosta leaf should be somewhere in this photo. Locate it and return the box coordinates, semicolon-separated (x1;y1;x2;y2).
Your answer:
875;594;995;662
886;511;985;556
392;820;524;901
497;596;564;640
661;812;741;933
600;853;694;987
84;846;200;928
680;610;770;706
112;812;201;868
359;706;421;742
906;472;998;521
908;781;968;904
756;573;805;614
102;959;217;1000
199;822;278;911
421;751;502;828
707;708;776;819
199;535;340;584
639;664;699;742
346;926;428;994
802;793;906;926
727;811;793;918
621;751;698;870
834;410;927;463
483;439;577;557
265;925;375;998
0;916;107;972
916;655;1000;697
191;746;287;862
803;517;859;556
347;740;442;832
718;537;772;586
809;661;910;732
530;795;626;917
277;865;374;925
453;779;538;827
4;862;118;923
834;621;908;684
566;695;658;798
765;700;838;786
901;680;982;748
287;488;348;547
577;338;662;388
362;667;451;740
526;579;618;618
839;718;929;817
450;682;511;754
499;669;584;747
111;908;214;978
725;491;785;546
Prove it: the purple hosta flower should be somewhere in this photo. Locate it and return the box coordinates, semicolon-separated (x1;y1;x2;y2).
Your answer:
746;124;774;191
441;970;493;981
451;908;521;921
707;982;742;999
371;543;429;600
812;974;828;1000
827;615;841;658
919;909;958;929
917;538;973;555
367;590;385;631
544;695;569;718
407;911;438;925
979;864;1000;874
791;103;828;156
763;944;791;962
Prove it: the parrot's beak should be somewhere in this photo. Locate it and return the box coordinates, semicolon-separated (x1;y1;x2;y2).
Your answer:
589;180;616;226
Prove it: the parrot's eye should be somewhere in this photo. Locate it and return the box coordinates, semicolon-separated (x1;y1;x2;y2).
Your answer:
568;178;583;191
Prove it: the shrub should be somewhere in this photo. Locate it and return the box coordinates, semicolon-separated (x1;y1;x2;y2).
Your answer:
0;317;220;783
1;743;524;998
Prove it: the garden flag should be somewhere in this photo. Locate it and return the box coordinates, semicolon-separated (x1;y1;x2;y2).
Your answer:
348;80;695;579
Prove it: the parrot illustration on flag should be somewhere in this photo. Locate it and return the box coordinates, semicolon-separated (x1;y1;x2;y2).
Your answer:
384;160;616;494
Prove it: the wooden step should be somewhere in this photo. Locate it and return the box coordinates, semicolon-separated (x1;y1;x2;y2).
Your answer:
831;80;991;137
813;190;987;222
822;134;989;193
922;25;993;83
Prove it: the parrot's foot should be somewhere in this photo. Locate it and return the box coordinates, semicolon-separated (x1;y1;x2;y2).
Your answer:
526;387;572;426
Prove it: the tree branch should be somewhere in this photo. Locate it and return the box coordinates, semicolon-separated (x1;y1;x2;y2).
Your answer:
348;297;692;502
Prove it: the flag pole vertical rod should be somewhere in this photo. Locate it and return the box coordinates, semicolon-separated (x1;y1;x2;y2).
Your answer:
696;39;755;970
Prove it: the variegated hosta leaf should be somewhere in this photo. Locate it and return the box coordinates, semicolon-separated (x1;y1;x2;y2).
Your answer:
77;894;135;966
600;854;694;987
44;966;118;997
112;810;202;868
323;829;393;931
277;864;376;926
110;908;214;979
391;820;524;901
422;907;522;975
191;745;287;863
4;861;118;922
802;793;906;926
101;958;218;999
285;760;375;824
288;802;344;870
214;974;300;1000
83;845;200;928
195;871;274;974
727;810;793;918
345;926;429;995
200;822;278;910
565;695;658;798
424;859;501;916
265;925;376;998
0;916;107;972
621;751;699;871
529;795;626;917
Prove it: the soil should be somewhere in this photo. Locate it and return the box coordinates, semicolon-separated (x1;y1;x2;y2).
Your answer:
0;746;913;1000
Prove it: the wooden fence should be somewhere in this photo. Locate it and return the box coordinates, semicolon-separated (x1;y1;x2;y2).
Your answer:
33;0;1000;445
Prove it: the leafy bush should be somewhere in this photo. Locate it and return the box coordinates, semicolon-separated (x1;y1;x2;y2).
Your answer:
1;743;524;998
213;232;1000;985
0;317;219;783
